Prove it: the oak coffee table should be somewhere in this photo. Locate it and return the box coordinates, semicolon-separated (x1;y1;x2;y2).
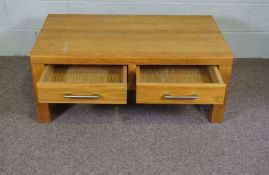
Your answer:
30;15;233;123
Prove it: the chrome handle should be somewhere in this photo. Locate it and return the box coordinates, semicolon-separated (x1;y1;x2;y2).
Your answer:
64;94;99;99
163;94;198;100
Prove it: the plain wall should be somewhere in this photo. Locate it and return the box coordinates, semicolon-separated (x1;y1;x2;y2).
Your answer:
0;0;269;58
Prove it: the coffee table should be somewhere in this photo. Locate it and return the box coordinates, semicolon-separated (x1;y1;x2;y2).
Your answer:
30;15;233;123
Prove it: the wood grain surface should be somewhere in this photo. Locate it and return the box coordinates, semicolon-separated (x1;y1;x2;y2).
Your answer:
30;15;233;65
136;65;226;104
29;14;233;123
37;65;127;104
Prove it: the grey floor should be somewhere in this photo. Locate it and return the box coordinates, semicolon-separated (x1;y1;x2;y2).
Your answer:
0;57;268;175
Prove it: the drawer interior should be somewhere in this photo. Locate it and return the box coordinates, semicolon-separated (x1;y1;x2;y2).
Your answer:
39;65;126;83
138;65;223;84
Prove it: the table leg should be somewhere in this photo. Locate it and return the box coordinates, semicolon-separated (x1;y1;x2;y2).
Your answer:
209;65;233;123
31;63;51;123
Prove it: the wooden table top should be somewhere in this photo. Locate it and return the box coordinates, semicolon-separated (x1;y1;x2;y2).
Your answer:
30;14;233;65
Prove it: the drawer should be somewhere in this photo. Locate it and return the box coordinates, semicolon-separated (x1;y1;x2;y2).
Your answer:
136;65;226;104
37;65;127;104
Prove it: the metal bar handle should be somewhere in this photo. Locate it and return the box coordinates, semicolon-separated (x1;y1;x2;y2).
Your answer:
64;94;99;99
163;94;198;100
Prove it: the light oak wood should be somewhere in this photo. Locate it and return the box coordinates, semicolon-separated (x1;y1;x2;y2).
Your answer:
136;65;226;104
208;66;224;84
41;15;223;32
209;65;233;123
31;15;233;65
140;65;214;83
37;84;127;104
128;64;136;90
121;64;128;84
39;65;123;83
31;63;51;122
30;15;234;123
37;65;127;104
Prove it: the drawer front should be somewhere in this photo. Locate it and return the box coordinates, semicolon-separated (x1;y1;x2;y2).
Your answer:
136;65;226;104
37;84;127;104
136;84;225;104
37;65;127;104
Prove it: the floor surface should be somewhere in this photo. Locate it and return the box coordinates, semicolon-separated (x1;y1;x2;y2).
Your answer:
0;57;268;175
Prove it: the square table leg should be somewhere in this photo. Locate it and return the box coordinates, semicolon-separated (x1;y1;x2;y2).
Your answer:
31;63;51;123
209;65;233;123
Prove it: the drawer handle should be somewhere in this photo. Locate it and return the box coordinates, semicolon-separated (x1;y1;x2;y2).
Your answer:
163;94;198;100
64;94;99;99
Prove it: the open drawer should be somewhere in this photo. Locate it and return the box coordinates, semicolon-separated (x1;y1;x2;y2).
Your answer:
37;65;127;104
136;65;226;104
